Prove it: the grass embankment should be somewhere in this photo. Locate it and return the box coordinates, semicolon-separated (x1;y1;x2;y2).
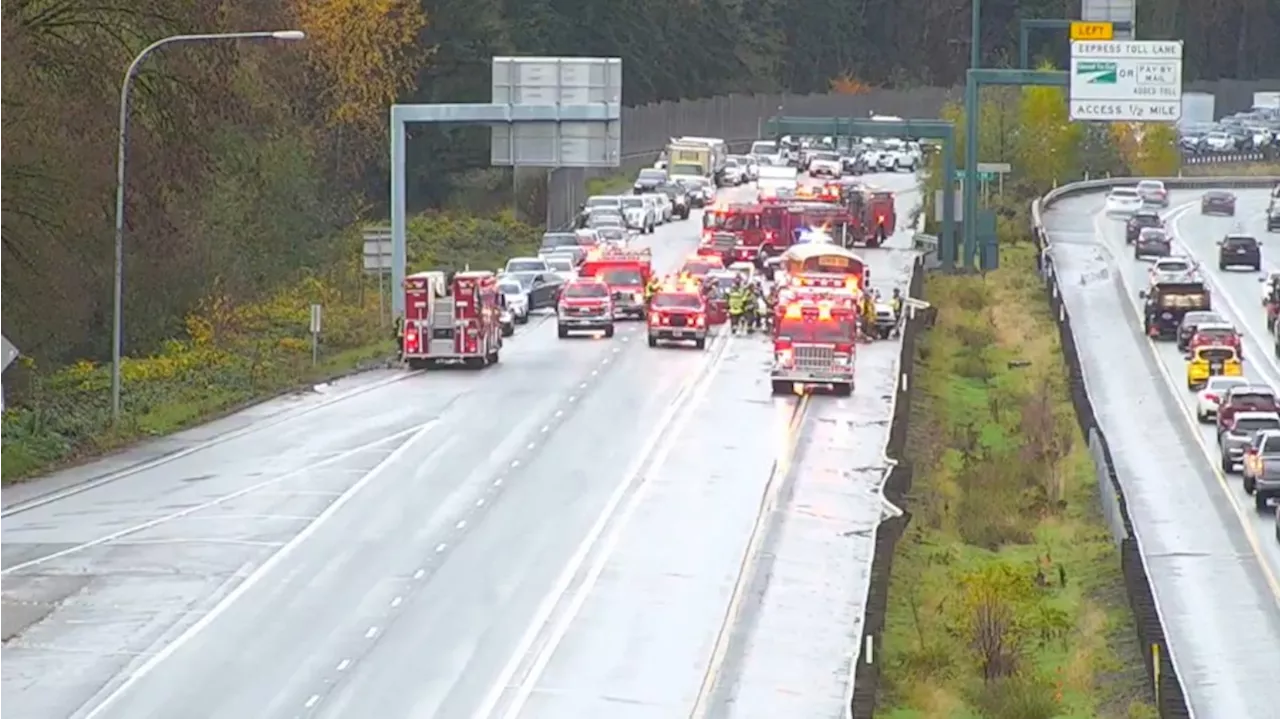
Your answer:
877;239;1157;719
1182;162;1280;177
1;212;541;483
585;172;636;196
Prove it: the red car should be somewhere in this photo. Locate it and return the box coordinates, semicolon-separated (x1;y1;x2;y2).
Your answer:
1188;322;1243;360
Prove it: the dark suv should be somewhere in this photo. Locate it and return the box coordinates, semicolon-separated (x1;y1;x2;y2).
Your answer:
1126;210;1163;243
1219;234;1261;271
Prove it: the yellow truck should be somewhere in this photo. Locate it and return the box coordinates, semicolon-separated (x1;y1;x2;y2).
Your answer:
665;142;712;180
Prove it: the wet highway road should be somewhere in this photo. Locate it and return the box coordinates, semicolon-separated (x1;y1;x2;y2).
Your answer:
1042;187;1280;719
2;172;918;719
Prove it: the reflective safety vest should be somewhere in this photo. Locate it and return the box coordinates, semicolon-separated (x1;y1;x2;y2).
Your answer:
728;291;747;314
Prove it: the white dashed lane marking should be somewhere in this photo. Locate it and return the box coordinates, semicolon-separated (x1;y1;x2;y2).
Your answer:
293;327;638;707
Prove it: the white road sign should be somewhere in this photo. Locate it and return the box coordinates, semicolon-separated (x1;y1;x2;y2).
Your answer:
1;334;19;372
1069;40;1183;122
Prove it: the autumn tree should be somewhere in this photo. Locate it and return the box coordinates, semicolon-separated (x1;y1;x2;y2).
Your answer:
291;0;428;171
1131;123;1181;177
829;73;872;95
945;561;1072;683
1015;66;1083;195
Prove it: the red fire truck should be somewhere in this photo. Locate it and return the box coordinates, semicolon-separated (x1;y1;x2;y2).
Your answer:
771;295;858;396
647;279;709;350
797;182;898;248
402;270;504;369
702;203;767;263
579;247;653;319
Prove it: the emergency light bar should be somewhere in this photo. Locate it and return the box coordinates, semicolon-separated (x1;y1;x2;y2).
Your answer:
791;274;859;291
782;302;838;321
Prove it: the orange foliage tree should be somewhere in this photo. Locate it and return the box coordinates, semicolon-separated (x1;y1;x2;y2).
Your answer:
291;0;429;134
829;74;873;95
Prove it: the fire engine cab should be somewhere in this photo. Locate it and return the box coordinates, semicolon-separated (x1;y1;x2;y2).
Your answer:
579;247;653;319
647;279;709;349
771;296;858;396
402;270;503;369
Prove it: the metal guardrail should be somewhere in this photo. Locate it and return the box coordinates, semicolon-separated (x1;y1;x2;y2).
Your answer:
1031;173;1280;719
1181;150;1280;165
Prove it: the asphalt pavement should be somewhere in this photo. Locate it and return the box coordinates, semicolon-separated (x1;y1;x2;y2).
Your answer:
2;171;919;719
1042;188;1280;719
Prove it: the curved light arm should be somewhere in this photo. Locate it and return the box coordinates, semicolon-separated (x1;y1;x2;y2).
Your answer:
109;29;304;423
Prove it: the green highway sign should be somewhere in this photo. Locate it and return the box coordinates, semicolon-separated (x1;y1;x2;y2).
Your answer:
1075;61;1117;84
954;170;995;181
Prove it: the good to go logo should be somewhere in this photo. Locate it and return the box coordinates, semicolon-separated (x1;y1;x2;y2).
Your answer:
1076;61;1118;84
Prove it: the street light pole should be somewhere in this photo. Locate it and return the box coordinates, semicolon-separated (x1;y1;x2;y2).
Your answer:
970;0;982;71
110;30;305;423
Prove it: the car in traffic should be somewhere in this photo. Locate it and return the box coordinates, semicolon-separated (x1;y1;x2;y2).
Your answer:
721;157;746;186
1242;429;1280;510
497;278;530;326
1268;198;1280;232
1219;411;1280;473
544;255;578;282
1200;190;1236;216
583;210;627;234
1177;310;1227;352
539;231;581;258
502;257;564;311
1125;209;1163;243
1218;234;1261;271
1196;375;1250;422
633;167;668;194
1187;321;1243;360
1262;272;1280;306
1134;227;1171;260
645;192;673;223
1186;345;1242;391
1148;256;1199;285
685;176;715;206
620;195;656;234
1106;187;1144;216
1136;179;1169;207
1216;385;1280;437
657;183;691;220
807;151;843;179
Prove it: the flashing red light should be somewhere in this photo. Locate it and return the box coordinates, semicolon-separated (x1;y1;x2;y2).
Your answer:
695;314;706;327
405;328;419;352
834;342;853;354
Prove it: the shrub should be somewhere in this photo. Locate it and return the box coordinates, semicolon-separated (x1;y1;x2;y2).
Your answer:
2;211;540;481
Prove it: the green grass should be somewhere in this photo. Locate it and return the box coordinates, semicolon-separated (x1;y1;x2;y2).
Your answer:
585;172;635;196
1182;162;1280;177
878;241;1157;719
1;339;394;483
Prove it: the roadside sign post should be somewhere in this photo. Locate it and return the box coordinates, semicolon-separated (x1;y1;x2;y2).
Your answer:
978;162;1013;199
963;69;1067;271
391;56;622;316
309;304;323;367
362;226;393;328
1018;19;1133;69
1069;40;1183;122
1;334;18;414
